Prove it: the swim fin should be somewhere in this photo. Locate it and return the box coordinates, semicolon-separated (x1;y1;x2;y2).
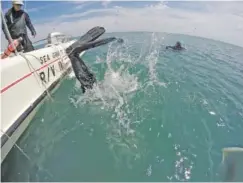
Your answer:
66;37;119;55
79;26;105;43
66;26;105;54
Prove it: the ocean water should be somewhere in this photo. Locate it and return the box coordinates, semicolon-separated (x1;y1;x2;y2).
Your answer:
1;32;243;182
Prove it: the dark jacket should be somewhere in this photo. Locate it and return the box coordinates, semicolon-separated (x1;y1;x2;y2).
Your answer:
2;7;36;41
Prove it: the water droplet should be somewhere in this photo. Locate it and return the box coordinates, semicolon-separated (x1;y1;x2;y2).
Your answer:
146;165;152;176
168;133;172;138
217;122;225;127
185;168;191;180
203;99;208;105
209;111;216;115
167;176;173;180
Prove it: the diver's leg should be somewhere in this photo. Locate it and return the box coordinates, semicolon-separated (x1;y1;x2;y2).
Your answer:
81;85;86;93
69;52;96;93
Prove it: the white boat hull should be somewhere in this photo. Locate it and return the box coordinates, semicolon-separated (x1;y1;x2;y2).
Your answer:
0;40;84;163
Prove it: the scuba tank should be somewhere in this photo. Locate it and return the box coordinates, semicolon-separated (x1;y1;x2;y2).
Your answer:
1;37;23;59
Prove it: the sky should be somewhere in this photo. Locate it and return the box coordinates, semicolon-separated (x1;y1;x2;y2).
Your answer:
1;0;243;48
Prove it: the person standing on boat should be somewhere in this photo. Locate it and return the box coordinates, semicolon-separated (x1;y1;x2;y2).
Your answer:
2;0;36;53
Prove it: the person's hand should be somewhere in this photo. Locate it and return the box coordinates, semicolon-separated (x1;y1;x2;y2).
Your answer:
32;33;36;38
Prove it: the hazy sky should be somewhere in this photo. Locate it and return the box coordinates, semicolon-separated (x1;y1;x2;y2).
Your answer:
1;1;243;48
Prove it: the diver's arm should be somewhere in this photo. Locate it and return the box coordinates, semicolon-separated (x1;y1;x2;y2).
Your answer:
166;46;174;49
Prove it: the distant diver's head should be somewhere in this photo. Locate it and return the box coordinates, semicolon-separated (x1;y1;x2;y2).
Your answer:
12;0;24;11
175;41;182;48
117;38;124;44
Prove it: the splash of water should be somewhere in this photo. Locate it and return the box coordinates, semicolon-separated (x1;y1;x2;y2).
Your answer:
73;39;139;105
173;144;194;181
69;33;175;170
145;33;167;89
70;33;173;168
70;39;144;168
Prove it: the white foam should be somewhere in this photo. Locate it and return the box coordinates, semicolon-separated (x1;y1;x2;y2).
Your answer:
209;111;216;115
68;71;75;78
146;164;152;176
145;33;167;88
202;99;208;105
71;39;144;168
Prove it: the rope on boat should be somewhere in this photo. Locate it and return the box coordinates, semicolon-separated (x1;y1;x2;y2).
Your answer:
19;42;75;101
0;129;31;161
0;129;54;178
19;52;54;102
33;38;48;45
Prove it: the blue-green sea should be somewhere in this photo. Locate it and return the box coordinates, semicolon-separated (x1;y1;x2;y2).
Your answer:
2;32;243;182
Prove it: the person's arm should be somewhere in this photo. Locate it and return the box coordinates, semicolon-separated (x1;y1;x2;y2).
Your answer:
166;46;173;49
25;12;36;37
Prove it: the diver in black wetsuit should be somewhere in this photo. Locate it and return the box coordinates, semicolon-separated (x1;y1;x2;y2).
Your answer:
166;41;185;51
68;52;96;93
65;27;123;93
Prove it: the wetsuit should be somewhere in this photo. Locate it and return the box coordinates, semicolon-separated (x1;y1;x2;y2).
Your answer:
166;46;185;51
69;53;96;93
2;7;36;53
